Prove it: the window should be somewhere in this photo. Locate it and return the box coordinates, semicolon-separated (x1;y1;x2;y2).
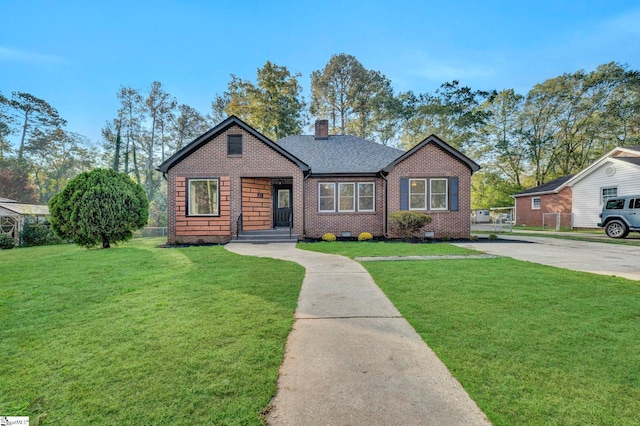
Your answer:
338;183;355;212
227;134;242;155
277;190;290;208
632;199;640;209
358;182;375;212
188;179;219;216
430;179;448;210
318;181;376;212
532;197;541;210
319;183;335;212
601;187;617;204
409;179;426;210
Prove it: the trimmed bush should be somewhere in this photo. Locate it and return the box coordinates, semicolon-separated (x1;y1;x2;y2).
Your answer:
489;234;498;240
49;168;149;249
389;211;432;240
321;232;336;242
0;234;15;250
20;221;63;247
358;232;373;241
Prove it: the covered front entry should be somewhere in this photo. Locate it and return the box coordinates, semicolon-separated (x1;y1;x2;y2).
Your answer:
240;177;294;231
235;177;298;243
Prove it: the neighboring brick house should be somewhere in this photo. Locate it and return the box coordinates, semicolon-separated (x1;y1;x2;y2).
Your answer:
157;116;480;243
513;176;574;228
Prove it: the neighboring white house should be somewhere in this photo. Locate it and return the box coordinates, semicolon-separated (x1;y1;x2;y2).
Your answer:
562;146;640;228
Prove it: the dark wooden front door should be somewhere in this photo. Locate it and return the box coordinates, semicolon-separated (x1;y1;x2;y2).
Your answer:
274;185;292;227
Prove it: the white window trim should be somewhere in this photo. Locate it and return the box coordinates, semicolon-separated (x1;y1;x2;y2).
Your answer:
338;182;356;212
531;196;541;210
318;182;336;212
357;182;376;212
409;178;427;210
430;178;448;211
188;178;220;216
601;186;618;205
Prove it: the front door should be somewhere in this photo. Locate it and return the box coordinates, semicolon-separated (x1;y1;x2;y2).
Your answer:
274;185;292;227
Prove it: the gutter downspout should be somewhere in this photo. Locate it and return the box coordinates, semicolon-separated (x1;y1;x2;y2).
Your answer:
382;171;389;237
303;170;310;237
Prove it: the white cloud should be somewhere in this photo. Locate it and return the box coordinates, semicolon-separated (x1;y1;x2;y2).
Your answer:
0;46;66;64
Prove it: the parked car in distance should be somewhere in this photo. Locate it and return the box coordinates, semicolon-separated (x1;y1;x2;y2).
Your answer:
598;194;640;238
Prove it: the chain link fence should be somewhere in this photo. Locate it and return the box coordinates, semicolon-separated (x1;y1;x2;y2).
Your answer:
542;213;573;231
134;227;168;238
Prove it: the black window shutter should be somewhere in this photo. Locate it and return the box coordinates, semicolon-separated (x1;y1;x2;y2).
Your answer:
449;177;459;211
400;178;408;210
228;135;242;155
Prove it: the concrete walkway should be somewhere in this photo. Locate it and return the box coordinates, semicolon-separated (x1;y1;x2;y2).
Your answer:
225;242;490;426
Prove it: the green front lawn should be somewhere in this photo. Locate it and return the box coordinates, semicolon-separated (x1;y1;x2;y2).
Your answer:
0;238;304;425
297;240;479;258
308;242;640;425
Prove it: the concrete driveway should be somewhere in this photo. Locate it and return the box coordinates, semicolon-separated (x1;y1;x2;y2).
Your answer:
455;235;640;280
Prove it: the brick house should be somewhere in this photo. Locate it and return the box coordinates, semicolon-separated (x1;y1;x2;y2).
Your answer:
513;176;574;228
157;116;480;243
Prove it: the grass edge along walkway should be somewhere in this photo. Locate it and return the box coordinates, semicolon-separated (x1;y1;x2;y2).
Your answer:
0;238;304;425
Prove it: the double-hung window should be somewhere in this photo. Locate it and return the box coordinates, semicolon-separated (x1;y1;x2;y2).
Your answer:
430;179;448;210
338;183;355;212
601;187;617;204
319;183;336;212
188;178;219;216
531;197;541;210
319;181;376;212
358;182;375;212
409;179;427;210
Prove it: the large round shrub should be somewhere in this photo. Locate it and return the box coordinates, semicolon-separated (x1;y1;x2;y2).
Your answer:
49;169;149;249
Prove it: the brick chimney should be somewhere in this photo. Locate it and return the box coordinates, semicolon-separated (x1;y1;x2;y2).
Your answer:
314;119;329;140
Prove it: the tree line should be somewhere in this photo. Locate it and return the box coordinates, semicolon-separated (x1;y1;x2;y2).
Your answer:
2;53;639;220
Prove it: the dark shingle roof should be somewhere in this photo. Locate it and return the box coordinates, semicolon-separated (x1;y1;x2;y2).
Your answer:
617;156;640;166
276;135;404;174
514;175;574;197
622;146;640;153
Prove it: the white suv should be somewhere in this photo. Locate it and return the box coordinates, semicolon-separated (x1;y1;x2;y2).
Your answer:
597;195;640;238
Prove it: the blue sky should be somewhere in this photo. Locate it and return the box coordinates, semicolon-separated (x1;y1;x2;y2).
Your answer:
2;0;640;144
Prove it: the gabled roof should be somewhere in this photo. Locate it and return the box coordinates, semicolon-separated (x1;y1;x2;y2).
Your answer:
0;197;17;203
383;134;480;173
276;135;403;174
156;115;309;173
513;175;574;197
0;202;49;216
561;146;640;188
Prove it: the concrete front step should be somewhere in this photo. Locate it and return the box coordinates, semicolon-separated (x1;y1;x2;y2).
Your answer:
232;228;299;243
